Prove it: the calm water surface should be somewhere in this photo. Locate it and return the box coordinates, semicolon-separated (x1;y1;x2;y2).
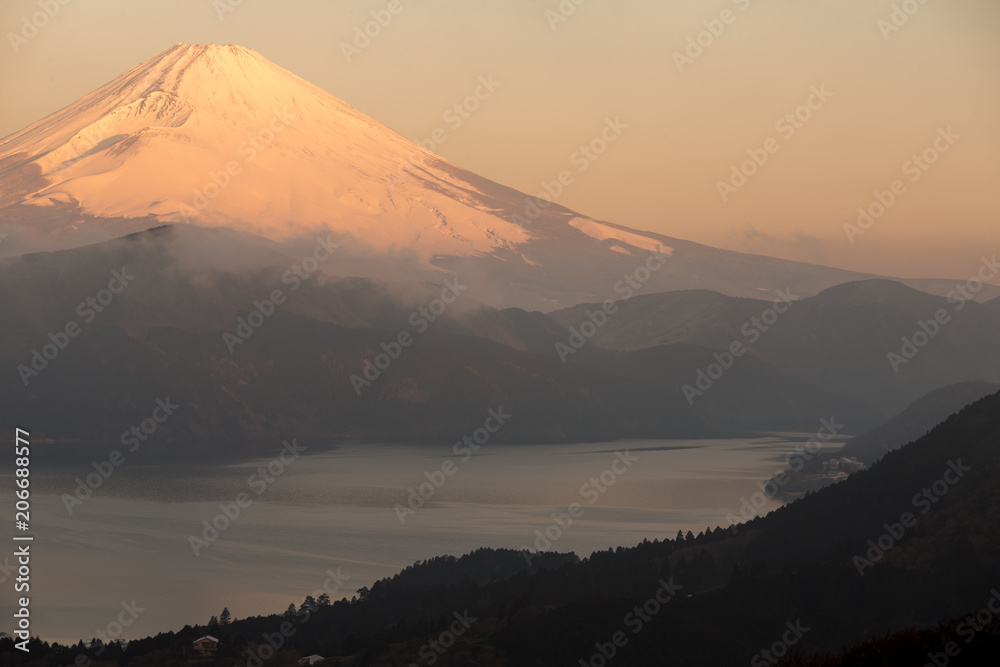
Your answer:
9;434;844;643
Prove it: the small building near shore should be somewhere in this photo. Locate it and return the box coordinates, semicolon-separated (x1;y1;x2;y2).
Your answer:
193;636;219;656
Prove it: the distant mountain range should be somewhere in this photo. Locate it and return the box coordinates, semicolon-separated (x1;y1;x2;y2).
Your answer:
2;225;999;451
0;226;710;453
549;282;1000;416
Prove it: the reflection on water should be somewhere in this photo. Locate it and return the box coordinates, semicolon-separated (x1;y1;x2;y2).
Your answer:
16;434;844;643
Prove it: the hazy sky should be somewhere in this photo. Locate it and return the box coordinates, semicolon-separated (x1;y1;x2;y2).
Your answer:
1;0;997;280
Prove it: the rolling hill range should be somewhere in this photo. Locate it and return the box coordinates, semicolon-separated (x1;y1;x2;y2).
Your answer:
3;318;715;459
2;225;998;447
0;226;714;450
548;281;1000;415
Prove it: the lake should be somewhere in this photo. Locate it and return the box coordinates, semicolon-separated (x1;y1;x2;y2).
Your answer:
9;433;845;644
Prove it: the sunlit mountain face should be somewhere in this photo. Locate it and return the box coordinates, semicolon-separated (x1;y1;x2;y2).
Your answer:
5;42;992;311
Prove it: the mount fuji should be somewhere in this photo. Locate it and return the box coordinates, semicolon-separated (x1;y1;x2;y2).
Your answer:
0;42;992;309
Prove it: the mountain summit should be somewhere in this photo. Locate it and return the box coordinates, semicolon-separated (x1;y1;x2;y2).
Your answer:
0;42;545;257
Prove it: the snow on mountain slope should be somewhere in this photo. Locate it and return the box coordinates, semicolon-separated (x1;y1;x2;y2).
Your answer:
0;42;532;257
568;217;671;255
3;43;994;309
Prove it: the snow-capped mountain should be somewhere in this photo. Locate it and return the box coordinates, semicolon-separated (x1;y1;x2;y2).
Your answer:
0;42;545;257
0;43;989;308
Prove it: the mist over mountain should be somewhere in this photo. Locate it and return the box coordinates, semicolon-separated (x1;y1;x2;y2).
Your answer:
3;224;997;448
0;226;717;454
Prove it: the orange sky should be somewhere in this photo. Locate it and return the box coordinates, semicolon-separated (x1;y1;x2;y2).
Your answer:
1;0;997;280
